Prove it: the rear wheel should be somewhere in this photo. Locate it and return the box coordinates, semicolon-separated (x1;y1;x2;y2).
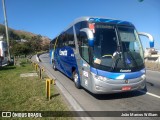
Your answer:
53;61;57;71
73;71;81;89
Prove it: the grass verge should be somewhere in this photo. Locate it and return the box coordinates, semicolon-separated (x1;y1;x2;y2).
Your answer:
0;59;74;120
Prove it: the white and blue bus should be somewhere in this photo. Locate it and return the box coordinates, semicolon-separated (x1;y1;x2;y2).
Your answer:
50;17;147;94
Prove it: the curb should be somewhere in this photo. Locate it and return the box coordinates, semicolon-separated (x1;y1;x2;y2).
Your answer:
34;54;93;120
36;54;40;62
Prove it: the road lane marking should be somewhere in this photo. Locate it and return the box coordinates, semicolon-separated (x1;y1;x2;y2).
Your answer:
139;90;160;99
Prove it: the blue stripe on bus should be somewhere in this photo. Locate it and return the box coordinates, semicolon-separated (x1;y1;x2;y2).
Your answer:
90;67;145;80
88;38;94;46
89;18;133;26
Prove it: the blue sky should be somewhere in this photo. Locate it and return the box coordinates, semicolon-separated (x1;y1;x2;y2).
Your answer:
0;0;160;49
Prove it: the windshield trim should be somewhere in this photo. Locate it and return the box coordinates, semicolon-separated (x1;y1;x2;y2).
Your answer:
117;25;138;69
91;23;145;72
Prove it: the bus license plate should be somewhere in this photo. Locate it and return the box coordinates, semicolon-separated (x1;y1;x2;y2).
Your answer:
122;86;131;91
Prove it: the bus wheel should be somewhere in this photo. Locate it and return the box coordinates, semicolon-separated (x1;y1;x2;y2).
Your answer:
53;62;57;71
73;71;81;89
143;85;147;92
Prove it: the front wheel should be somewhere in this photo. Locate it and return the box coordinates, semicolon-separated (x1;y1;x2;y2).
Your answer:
143;85;147;92
73;71;81;89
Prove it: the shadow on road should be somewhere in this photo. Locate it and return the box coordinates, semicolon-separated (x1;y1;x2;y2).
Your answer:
146;81;154;86
82;87;147;100
93;91;147;100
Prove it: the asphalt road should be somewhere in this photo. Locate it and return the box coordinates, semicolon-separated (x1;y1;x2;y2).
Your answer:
36;53;160;120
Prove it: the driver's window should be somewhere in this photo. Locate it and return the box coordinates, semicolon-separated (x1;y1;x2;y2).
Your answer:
79;32;89;63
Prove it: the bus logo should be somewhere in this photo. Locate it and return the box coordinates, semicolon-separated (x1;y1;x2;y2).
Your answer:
120;69;131;72
59;49;67;56
125;80;129;84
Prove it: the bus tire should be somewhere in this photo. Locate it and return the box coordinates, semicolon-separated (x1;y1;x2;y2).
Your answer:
73;71;81;89
53;62;57;71
143;85;147;92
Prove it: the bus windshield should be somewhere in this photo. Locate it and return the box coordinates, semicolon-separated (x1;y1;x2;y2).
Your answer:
92;23;144;72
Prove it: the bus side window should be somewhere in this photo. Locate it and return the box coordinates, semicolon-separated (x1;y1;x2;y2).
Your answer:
81;21;88;29
75;21;88;39
75;22;81;35
67;27;75;48
79;32;89;63
57;34;63;48
63;32;68;46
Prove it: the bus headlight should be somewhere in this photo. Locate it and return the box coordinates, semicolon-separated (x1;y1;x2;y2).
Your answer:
141;74;146;80
91;73;108;81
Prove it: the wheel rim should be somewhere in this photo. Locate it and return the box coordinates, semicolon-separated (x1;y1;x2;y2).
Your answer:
53;63;56;69
74;73;78;83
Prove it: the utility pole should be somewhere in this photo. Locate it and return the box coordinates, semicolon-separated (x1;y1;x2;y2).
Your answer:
2;0;11;61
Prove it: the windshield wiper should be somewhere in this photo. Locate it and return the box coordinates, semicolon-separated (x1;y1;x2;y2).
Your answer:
109;51;121;71
126;50;138;68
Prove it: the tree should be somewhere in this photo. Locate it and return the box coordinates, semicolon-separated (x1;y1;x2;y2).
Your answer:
30;35;43;52
8;30;20;40
10;42;31;56
0;25;6;37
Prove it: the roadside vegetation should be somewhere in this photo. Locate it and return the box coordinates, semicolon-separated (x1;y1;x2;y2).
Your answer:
0;24;50;57
0;58;74;120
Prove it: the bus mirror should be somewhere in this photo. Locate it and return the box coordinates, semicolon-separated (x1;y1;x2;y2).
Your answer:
138;32;154;48
80;28;94;47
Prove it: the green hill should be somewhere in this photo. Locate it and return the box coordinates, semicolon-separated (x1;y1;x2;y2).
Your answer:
0;24;50;43
0;24;50;56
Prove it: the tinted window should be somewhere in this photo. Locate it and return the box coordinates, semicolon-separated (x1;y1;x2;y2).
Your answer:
79;32;89;63
57;34;63;48
75;21;88;50
75;22;81;35
75;21;88;35
66;27;75;48
62;32;68;46
81;21;88;29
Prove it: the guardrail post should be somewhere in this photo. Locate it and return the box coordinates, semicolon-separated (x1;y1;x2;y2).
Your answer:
46;79;51;100
39;67;42;79
46;78;56;101
35;64;38;71
39;68;43;79
42;67;45;72
39;67;45;79
51;79;56;85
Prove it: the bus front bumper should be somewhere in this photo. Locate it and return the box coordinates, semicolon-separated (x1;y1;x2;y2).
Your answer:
91;74;146;94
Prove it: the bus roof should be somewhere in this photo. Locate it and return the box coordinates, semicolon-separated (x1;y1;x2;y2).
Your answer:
51;16;134;41
74;16;133;26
